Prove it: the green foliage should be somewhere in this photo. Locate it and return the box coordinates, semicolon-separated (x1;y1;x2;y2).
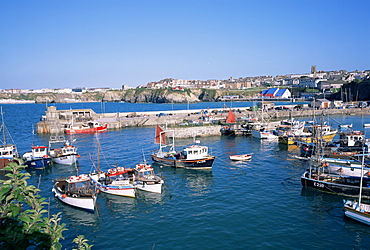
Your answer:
72;235;93;250
201;89;217;99
0;163;92;249
304;88;319;93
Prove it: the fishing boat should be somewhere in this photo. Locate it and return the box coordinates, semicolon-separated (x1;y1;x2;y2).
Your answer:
220;110;236;136
0;107;21;169
52;174;97;212
343;200;370;225
274;118;308;138
48;135;80;165
22;146;52;169
89;166;136;197
343;148;370;225
89;139;135;197
65;121;108;134
301;159;370;199
339;124;353;128
251;127;277;139
229;154;252;161
133;163;164;193
279;124;337;145
151;125;215;169
299;130;370;161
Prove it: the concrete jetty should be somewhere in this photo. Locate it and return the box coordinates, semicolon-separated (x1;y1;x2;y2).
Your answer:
36;105;370;135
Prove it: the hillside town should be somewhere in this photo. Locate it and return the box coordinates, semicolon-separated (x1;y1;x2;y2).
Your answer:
145;66;369;91
1;66;369;95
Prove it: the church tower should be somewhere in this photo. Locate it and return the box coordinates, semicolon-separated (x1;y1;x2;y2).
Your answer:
311;65;317;78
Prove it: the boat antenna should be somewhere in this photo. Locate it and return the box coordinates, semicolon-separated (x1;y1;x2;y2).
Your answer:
97;135;101;179
31;124;35;147
141;148;147;164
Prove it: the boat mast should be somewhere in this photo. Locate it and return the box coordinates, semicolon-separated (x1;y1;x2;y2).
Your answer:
0;107;5;145
358;145;366;205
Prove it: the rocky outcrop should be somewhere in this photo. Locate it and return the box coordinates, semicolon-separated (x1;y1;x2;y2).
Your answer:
121;89;201;103
1;88;260;103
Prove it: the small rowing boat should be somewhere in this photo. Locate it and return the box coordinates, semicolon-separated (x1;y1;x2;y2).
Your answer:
229;154;252;161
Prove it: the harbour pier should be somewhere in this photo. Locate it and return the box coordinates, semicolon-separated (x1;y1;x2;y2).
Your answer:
36;105;370;135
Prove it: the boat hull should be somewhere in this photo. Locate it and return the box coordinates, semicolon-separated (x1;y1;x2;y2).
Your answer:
251;130;277;139
52;187;96;213
229;154;252;161
135;180;163;193
344;209;370;226
0;157;21;170
24;158;51;169
220;127;235;136
301;172;370;198
51;154;78;165
151;154;215;169
65;124;108;134
279;133;336;145
344;201;370;226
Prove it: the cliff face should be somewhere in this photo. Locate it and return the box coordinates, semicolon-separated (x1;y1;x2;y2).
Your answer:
331;79;370;101
0;88;260;103
120;89;200;103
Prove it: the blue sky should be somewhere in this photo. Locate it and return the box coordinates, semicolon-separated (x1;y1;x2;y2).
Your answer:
0;0;369;89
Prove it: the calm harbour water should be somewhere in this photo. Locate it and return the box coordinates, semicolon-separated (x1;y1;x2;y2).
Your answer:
2;102;370;249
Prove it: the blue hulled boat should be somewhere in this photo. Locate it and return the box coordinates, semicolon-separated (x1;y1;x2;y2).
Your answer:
23;146;52;169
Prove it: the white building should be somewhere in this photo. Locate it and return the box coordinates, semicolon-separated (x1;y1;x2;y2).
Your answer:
298;78;327;88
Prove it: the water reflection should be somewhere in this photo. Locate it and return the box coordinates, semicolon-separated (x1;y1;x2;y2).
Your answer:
175;168;214;196
54;199;100;227
136;190;164;204
25;166;53;177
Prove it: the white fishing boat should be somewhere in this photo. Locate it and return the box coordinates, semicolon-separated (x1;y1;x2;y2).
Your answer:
251;127;277;139
49;135;80;165
133;163;164;193
89;139;135;197
339;124;353;128
344;148;370;226
89;166;136;198
0;107;21;169
229;154;252;161
52;174;97;213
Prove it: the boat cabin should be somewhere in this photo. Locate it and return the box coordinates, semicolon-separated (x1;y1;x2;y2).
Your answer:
135;164;155;178
0;145;17;158
23;146;49;160
183;145;209;160
56;175;94;196
31;146;48;158
338;131;365;147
